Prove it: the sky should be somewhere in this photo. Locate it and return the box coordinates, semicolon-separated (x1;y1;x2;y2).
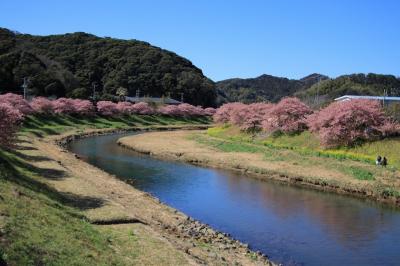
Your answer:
0;0;399;81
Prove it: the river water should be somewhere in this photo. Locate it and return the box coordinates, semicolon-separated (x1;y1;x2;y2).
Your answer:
69;132;400;266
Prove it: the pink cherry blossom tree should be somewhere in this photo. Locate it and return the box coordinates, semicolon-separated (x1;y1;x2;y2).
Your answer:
30;97;54;114
158;105;181;116
204;107;216;116
131;102;155;115
213;102;245;124
0;103;24;148
116;102;135;115
96;101;119;116
0;93;33;115
71;99;95;116
241;103;273;132
308;99;400;147
52;98;77;114
177;103;205;116
262;97;312;134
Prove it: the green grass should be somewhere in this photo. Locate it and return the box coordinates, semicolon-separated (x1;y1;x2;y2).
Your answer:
343;166;375;180
207;126;399;168
0;150;125;265
0;114;211;265
190;134;264;153
21;114;211;137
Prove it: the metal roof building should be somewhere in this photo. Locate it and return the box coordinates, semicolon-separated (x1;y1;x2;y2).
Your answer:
335;95;400;103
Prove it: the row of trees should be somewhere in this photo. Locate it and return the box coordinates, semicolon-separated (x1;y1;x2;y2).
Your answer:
214;97;400;147
0;93;216;148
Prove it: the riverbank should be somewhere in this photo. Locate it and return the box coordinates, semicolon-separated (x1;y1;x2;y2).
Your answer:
0;115;272;265
118;130;400;207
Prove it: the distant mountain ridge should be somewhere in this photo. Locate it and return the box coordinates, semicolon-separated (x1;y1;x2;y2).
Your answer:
216;73;329;104
216;72;400;105
295;73;400;106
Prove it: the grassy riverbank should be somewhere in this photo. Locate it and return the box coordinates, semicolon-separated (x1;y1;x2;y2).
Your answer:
1;116;271;266
0;116;208;265
118;129;400;206
0;115;206;265
207;126;400;169
0;149;134;265
21;114;210;137
201;126;400;198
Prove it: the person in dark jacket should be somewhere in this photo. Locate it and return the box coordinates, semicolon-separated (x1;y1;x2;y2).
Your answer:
382;157;388;167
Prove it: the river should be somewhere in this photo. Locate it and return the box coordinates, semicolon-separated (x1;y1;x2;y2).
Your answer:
69;132;400;266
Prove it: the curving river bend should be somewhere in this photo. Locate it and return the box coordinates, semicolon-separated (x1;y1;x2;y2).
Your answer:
69;132;400;266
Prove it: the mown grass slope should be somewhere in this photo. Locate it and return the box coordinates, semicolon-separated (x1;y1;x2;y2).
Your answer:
0;115;210;265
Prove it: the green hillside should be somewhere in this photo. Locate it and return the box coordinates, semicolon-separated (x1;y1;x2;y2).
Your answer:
0;28;216;106
216;73;328;104
296;73;400;105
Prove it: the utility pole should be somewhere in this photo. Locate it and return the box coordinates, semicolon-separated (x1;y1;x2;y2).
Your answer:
383;89;387;106
22;77;29;100
315;76;321;106
136;89;140;98
92;82;97;102
180;93;184;103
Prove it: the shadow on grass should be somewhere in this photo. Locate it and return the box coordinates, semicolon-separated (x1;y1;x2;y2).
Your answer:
6;150;53;163
0;151;105;211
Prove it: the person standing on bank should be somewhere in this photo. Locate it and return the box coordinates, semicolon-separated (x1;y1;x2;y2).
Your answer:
376;155;382;166
382;157;388;167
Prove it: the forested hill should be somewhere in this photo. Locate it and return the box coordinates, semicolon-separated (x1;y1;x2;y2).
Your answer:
216;73;329;104
295;73;400;104
216;73;400;105
0;28;216;106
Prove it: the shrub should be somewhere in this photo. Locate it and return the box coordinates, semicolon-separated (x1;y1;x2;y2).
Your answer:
0;103;23;148
30;97;54;114
0;93;33;115
262;97;312;134
131;102;154;115
158;105;181;116
213;102;245;124
177;103;204;116
204;107;216;116
308;99;400;147
53;98;77;114
116;102;135;115
71;99;95;116
96;101;118;116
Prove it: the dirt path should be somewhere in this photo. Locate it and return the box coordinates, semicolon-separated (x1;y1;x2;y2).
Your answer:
17;126;272;266
118;130;400;207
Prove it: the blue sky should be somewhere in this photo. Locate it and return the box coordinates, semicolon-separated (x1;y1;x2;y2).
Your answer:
1;0;399;81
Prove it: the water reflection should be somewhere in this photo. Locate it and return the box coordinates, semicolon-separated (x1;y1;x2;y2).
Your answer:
69;133;400;266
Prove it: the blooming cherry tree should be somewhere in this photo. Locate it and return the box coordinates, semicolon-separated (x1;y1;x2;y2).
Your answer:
0;103;23;148
262;97;312;134
30;97;54;114
308;99;400;147
0;93;33;115
97;101;118;116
